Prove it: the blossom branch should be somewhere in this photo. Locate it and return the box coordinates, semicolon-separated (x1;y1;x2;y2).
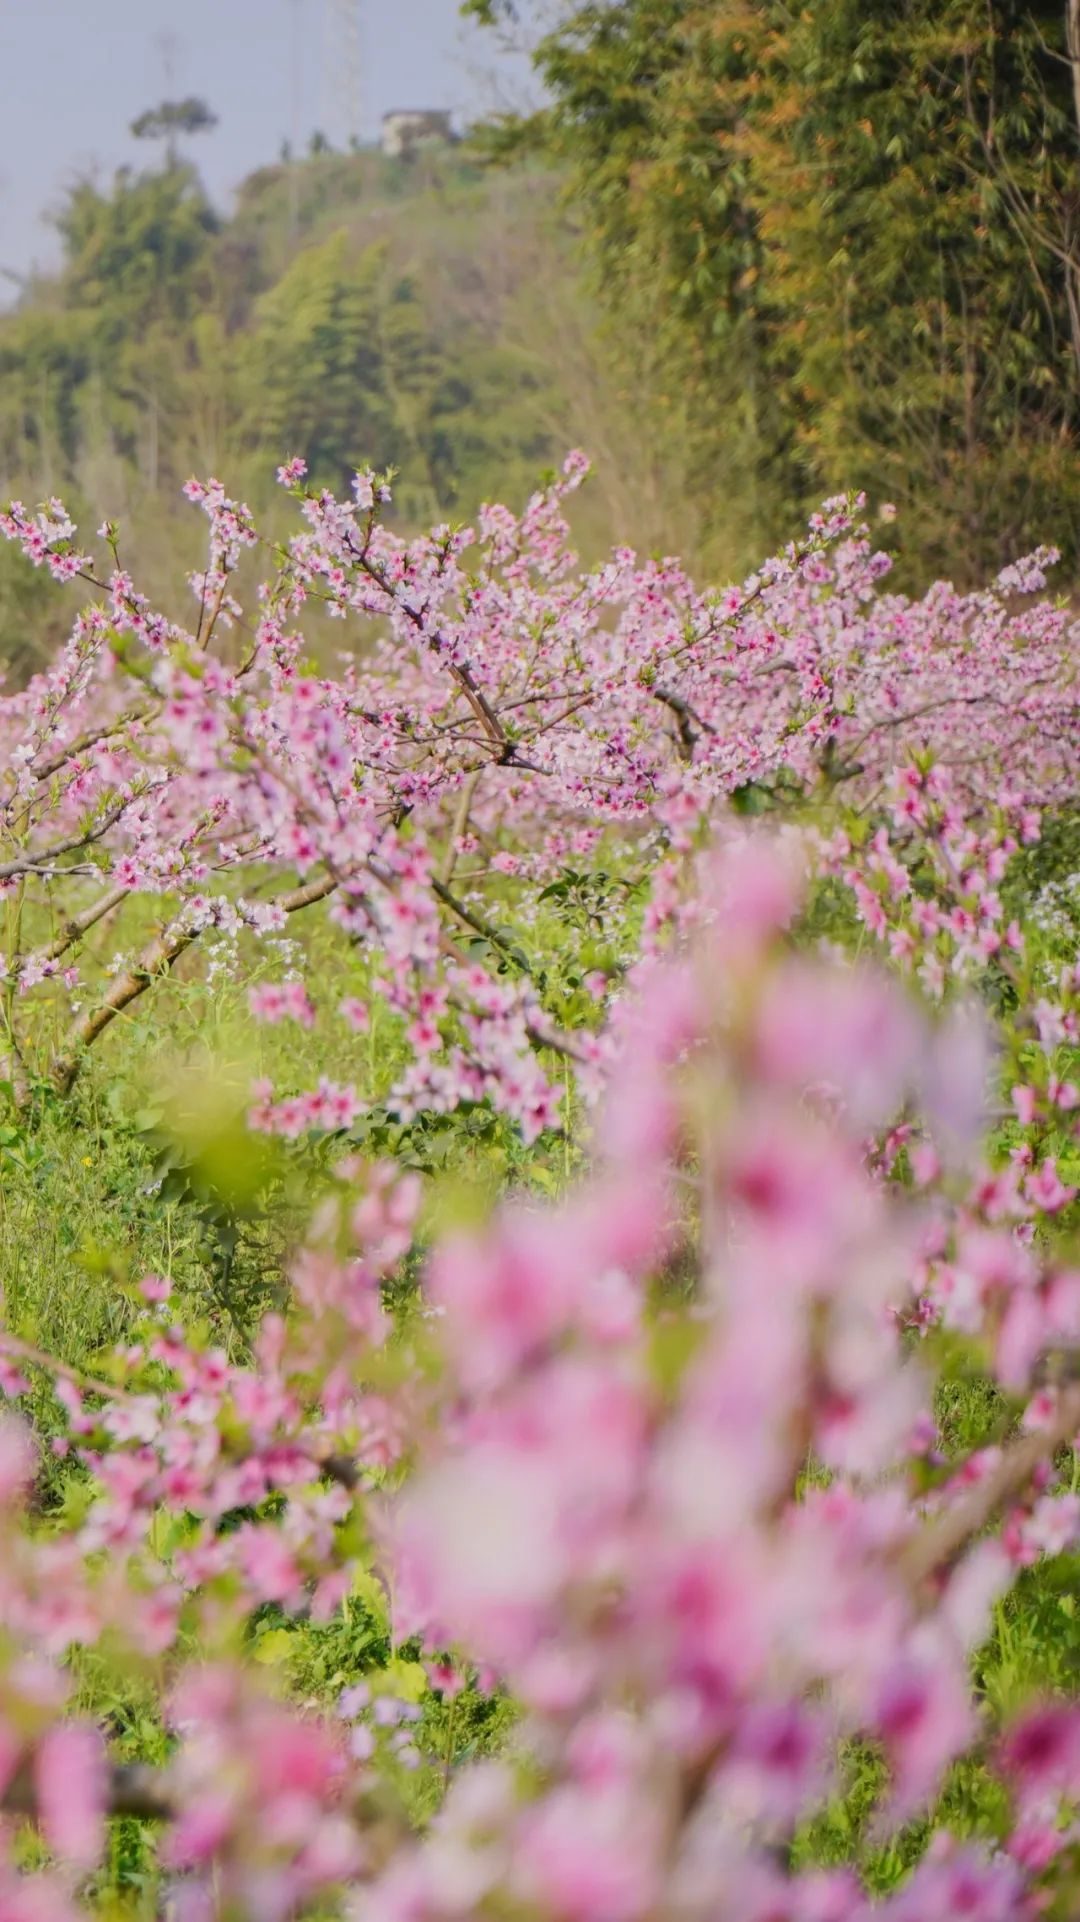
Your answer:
49;872;339;1095
899;1382;1080;1590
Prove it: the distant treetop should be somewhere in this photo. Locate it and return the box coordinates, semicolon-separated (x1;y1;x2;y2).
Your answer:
130;96;218;167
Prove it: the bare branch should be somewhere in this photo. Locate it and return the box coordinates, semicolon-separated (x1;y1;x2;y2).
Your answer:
48;873;339;1096
35;883;131;966
432;873;533;973
441;771;482;885
28;707;153;783
0;793;145;882
651;685;715;758
3;1761;172;1824
898;1380;1080;1588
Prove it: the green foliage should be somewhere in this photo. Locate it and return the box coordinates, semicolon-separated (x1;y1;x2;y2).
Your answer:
0;145;664;676
244;233;399;491
130;96;218;149
489;0;1080;581
741;0;1080;580
492;0;785;570
0;537;79;678
55;164;218;344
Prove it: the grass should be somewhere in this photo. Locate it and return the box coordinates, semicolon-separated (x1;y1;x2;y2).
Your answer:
0;851;632;1427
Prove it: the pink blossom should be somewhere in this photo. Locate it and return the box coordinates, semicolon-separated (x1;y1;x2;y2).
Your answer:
1025;1158;1077;1214
35;1724;106;1870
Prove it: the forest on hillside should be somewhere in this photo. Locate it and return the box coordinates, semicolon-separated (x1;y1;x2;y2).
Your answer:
6;0;1080;680
0;140;665;675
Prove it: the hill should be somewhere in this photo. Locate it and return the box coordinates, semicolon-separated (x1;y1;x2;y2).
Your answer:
0;144;681;677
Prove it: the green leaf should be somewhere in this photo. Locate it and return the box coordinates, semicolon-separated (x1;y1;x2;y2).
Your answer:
374;1658;428;1703
352;1566;390;1630
254;1627;298;1665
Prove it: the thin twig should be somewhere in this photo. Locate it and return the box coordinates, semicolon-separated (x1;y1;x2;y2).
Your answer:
48;873;339;1096
898;1380;1080;1588
3;1762;172;1824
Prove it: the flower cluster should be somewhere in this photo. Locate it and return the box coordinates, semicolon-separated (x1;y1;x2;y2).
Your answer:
0;462;1077;1918
0;461;1075;1136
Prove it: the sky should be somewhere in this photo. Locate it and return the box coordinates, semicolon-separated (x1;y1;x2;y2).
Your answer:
0;0;534;293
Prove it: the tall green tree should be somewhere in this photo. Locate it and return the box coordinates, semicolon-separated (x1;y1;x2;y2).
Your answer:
742;0;1080;575
471;1;788;567
130;96;218;170
55;164;217;342
56;166;219;490
241;234;401;488
470;0;1080;579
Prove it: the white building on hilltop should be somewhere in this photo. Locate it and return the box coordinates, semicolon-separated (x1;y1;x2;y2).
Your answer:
380;109;456;159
